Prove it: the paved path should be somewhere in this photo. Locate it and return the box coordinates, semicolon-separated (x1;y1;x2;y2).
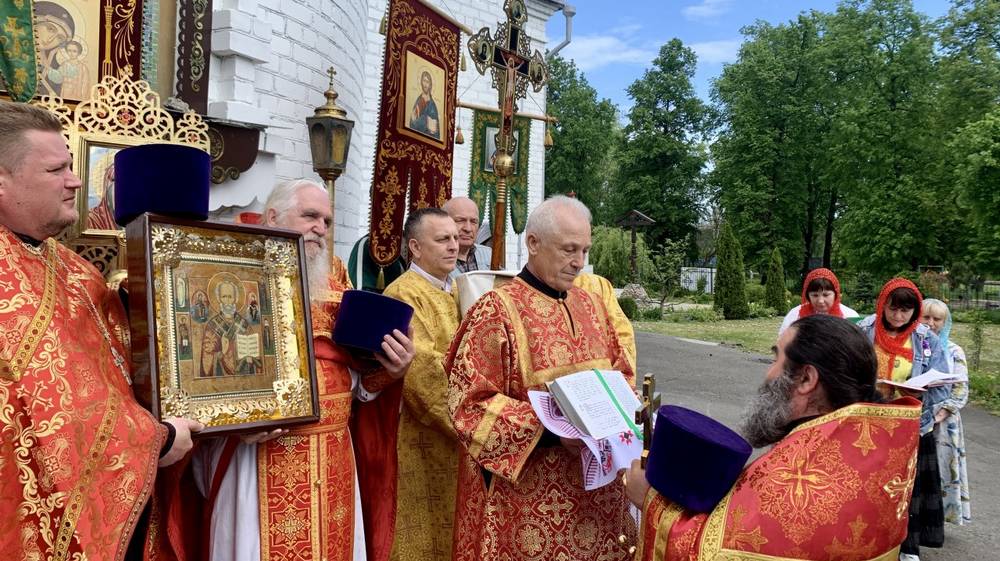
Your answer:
635;330;999;559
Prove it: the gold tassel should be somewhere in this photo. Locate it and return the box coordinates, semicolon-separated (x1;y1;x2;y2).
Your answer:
461;52;467;72
379;15;387;35
544;123;554;147
455;124;465;144
376;266;385;290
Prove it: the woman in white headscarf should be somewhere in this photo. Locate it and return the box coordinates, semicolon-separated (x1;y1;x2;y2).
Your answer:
920;298;972;526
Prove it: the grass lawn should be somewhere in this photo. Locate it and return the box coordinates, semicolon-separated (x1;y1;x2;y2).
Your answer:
635;317;1000;414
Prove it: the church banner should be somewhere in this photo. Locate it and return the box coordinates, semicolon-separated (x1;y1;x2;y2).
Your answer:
469;109;531;235
0;0;37;101
368;0;460;266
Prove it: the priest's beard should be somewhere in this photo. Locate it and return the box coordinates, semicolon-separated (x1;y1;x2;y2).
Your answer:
740;370;797;448
305;240;332;300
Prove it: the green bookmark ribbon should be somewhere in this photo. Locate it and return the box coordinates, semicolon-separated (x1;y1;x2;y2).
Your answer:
593;369;643;441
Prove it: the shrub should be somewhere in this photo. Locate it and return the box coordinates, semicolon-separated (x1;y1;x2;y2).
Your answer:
641;307;662;321
745;282;766;304
665;307;724;322
618;296;638;320
696;275;708;294
917;270;948;300
714;222;749;319
747;302;778;319
765;248;786;311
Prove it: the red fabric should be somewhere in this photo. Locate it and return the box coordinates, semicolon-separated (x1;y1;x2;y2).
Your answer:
368;0;460;266
0;229;165;561
874;278;923;379
351;381;403;561
145;454;205;561
635;397;923;561
237;211;262;224
799;268;845;318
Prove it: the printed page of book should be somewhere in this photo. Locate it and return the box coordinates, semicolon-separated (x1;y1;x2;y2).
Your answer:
548;370;640;441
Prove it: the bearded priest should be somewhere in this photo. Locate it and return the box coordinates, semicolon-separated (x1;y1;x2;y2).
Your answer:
625;315;921;561
445;195;637;561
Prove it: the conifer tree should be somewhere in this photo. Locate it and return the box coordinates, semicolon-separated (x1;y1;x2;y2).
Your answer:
765;247;786;312
714;222;749;319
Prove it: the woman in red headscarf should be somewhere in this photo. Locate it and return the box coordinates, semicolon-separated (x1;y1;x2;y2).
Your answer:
858;278;949;561
778;268;859;335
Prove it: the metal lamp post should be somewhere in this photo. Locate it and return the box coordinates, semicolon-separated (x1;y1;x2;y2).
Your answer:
306;67;355;246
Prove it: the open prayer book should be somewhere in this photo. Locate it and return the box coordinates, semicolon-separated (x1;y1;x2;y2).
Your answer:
528;369;643;490
877;368;968;393
546;369;642;441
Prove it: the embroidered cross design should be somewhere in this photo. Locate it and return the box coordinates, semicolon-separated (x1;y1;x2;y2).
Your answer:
883;452;918;520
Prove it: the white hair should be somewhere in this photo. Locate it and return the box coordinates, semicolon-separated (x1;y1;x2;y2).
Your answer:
525;195;592;238
262;178;331;300
262;178;327;221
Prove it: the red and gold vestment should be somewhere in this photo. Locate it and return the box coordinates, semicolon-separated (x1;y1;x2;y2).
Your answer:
0;227;165;560
446;276;637;561
257;258;394;561
635;397;922;561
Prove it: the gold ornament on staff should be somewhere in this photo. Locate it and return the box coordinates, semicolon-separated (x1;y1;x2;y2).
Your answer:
637;373;661;468
467;0;548;270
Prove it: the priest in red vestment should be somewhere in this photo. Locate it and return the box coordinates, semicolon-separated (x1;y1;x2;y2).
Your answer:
0;101;199;561
189;179;414;561
625;314;921;561
445;195;637;561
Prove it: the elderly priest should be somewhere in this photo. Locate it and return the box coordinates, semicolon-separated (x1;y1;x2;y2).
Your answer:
445;195;636;561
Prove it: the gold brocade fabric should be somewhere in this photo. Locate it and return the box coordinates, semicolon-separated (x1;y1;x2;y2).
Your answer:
383;270;462;561
573;273;637;373
634;399;922;561
0;227;165;561
258;258;357;561
446;278;637;561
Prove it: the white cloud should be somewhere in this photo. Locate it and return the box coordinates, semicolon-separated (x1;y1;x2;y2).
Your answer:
682;0;733;22
558;33;656;72
689;39;741;64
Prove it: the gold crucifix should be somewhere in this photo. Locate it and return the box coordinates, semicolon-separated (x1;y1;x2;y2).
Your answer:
468;0;547;270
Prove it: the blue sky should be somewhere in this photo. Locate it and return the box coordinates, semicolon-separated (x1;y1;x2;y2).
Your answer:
545;0;953;116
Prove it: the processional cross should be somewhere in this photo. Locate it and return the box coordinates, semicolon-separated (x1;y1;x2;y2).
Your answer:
636;373;660;468
468;0;547;270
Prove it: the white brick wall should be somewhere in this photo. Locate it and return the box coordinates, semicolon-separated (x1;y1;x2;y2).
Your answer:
207;0;561;265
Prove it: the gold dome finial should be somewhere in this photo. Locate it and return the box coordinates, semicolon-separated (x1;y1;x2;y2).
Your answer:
315;67;348;119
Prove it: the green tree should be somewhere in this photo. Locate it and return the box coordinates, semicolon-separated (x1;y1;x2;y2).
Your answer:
712;13;835;276
714;222;749;319
951;107;1000;274
544;56;621;223
765;247;787;312
615;39;715;254
825;0;944;275
589;225;654;286
647;239;688;311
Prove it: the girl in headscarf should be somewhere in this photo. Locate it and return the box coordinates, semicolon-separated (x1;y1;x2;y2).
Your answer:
921;298;971;526
858;278;949;561
778;268;859;335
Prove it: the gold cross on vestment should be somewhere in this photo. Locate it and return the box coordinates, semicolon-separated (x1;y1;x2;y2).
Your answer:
3;17;27;57
467;0;547;269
